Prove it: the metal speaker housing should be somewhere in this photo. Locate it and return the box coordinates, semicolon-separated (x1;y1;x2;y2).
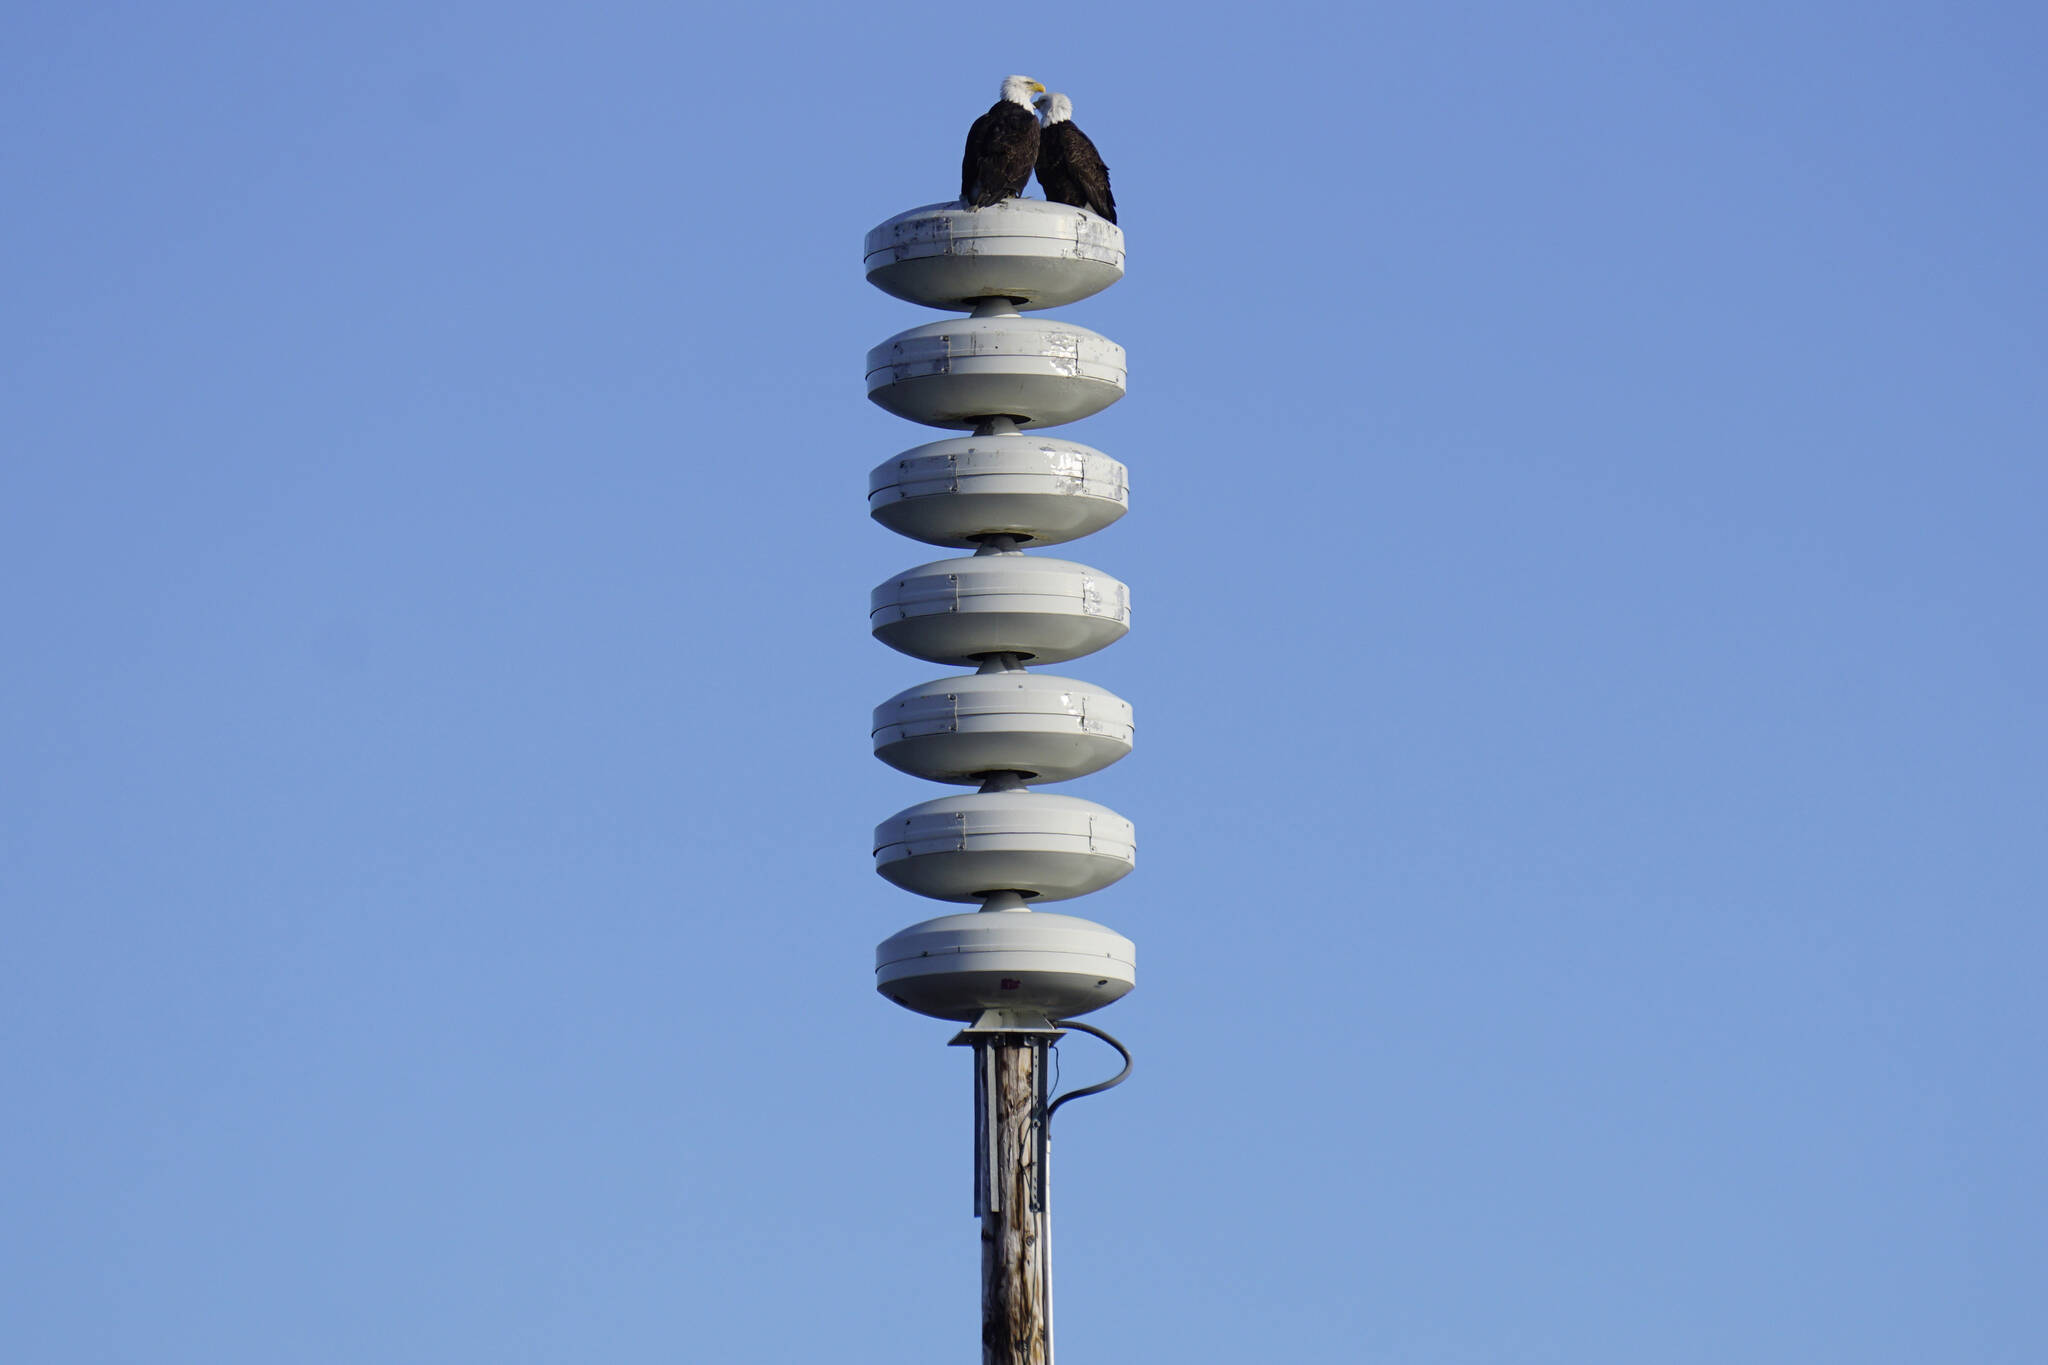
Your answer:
864;199;1124;312
868;432;1128;549
873;791;1136;903
870;553;1129;666
875;909;1135;1022
873;672;1133;785
865;315;1126;431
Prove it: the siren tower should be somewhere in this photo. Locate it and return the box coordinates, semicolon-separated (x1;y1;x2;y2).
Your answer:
862;195;1136;1365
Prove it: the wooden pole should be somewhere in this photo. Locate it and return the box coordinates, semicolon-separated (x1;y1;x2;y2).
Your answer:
976;1037;1050;1365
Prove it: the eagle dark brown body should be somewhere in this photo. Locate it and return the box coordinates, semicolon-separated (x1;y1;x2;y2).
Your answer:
1033;94;1116;225
961;78;1044;209
1035;124;1116;223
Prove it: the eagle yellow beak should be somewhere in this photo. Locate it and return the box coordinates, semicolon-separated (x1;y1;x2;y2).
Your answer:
1031;82;1046;93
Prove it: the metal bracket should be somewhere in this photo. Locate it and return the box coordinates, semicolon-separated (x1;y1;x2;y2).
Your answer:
948;1007;1066;1045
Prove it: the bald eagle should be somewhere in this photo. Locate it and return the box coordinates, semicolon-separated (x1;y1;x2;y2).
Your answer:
961;75;1045;209
1033;92;1116;224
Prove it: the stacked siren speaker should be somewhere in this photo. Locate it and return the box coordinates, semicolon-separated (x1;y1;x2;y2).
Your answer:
864;199;1137;1028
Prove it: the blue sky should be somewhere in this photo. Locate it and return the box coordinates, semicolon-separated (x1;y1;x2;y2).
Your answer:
4;3;2043;1361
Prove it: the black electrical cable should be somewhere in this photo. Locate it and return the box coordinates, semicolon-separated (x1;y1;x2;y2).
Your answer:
1044;1017;1131;1126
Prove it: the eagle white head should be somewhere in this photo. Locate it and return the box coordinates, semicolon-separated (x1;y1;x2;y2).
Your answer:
1034;91;1074;125
1000;75;1046;107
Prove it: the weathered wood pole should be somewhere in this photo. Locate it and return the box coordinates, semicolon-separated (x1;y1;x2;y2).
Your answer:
976;1037;1050;1365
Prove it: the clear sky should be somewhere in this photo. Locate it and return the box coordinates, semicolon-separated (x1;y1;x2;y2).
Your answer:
4;3;2043;1362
